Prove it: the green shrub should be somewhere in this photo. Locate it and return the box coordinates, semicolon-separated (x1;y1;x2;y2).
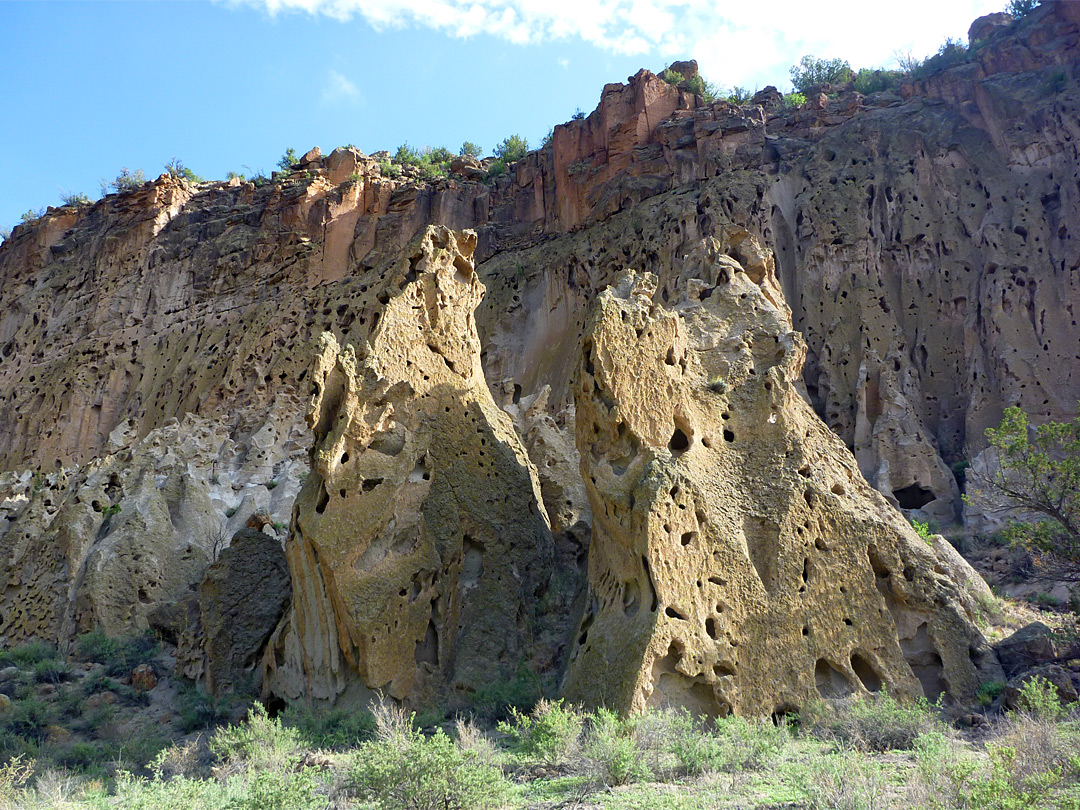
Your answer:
459;141;483;158
31;657;70;685
276;148;298;171
912;38;969;80
394;143;422;166
1007;0;1038;17
60;191;92;206
19;208;46;224
583;708;649;786
379;159;402;179
350;723;511;810
498;698;583;766
493;135;528;164
484;159;506;181
280;701;375;749
853;68;903;94
658;68;684;85
782;92;807;109
110;168;146;193
803;692;942;752
1016;674;1065;720
790;55;854;93
75;629;158;676
469;666;542;720
977;680;1007;706
211;703;306;772
231;767;326;810
796;749;888;810
912;519;934;542
177;684;235;733
1;696;54;744
684;74;719;102
0;640;59;669
726;86;753;105
164;158;203;183
1042;69;1067;96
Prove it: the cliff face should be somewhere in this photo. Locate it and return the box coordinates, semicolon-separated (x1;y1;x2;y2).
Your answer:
0;4;1075;709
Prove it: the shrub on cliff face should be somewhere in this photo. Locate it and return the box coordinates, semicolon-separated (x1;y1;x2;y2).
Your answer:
108;167;146;193
1008;0;1039;18
459;141;482;158
493;135;528;164
790;55;854;92
912;38;969;80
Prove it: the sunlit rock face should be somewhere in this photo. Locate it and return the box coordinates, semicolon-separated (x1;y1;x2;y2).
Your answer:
262;227;581;709
562;237;1001;716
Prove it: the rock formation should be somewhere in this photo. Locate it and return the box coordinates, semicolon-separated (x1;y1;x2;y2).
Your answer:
0;4;1074;712
562;238;1000;715
262;227;581;708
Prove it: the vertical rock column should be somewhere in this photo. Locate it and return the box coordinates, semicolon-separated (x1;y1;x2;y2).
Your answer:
563;237;1000;716
263;227;556;708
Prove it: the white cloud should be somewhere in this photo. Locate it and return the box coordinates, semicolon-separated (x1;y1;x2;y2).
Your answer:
243;0;1004;91
558;56;570;69
321;69;361;105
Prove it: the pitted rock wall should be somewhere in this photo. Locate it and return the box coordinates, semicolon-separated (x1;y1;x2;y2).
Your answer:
562;245;1001;716
262;228;580;708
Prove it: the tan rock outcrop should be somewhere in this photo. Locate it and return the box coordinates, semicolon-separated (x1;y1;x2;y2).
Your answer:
562;240;999;716
0;407;304;647
262;227;575;708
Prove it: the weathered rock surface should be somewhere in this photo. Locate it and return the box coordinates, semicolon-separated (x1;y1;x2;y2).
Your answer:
0;408;303;647
262;227;581;708
165;527;290;695
562;241;999;715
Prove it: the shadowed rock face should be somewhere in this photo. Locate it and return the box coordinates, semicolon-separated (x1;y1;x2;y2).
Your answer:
262;227;578;709
562;237;1001;716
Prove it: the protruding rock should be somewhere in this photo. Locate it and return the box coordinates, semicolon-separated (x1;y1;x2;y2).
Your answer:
174;527;291;695
263;227;568;709
563;237;999;716
667;59;699;79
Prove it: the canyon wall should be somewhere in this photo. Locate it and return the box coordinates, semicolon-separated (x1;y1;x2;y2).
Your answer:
0;4;1074;708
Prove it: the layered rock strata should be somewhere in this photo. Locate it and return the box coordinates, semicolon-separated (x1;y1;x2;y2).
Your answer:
262;227;578;708
562;241;1000;716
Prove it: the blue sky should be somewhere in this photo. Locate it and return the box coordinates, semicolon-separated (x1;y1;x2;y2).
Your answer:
1;0;1003;233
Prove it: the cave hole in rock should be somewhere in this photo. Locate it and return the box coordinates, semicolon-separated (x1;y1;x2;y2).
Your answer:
850;653;883;692
665;605;687;620
815;658;853;699
669;428;690;454
705;617;719;640
453;256;471;284
622;579;641;617
361;478;383;492
723;428;735;442
415;619;439;667
409;456;431;483
745;515;781;594
641;555;659;612
893;483;936;510
831;483;846;496
681;531;697;547
461;535;484;588
901;622;948;700
340;451;350;464
315;482;330;514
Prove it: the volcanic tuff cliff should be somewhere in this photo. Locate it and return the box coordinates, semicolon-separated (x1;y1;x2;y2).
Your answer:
0;5;1075;710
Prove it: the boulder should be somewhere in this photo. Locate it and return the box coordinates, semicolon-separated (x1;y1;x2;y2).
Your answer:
995;622;1058;678
198;527;290;695
562;236;998;716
